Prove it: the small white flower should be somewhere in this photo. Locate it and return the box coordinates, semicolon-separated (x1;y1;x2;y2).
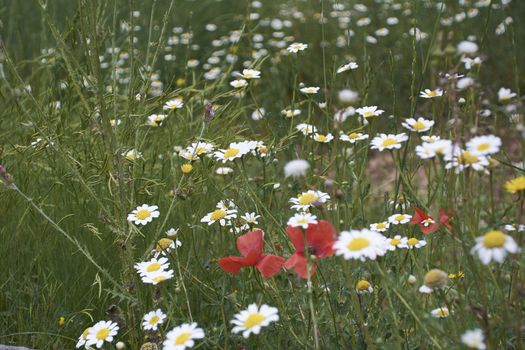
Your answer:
284;159;309;178
466;135;501;155
461;329;486;349
289;190;330;211
296;123;317;135
457;40;479;55
230;79;248;88
281;109;301;118
431;307;450;318
313;133;334;143
388;213;412;225
340;132;369;143
86;320;119;349
371;133;408;151
127;204;160;226
471;230;519;265
402;117;434;133
164;98;184;110
399;237;427;249
498;87;517;102
419;89;443;98
231;303;279;338
142;309;167;331
163;322;205;350
241;212;260;225
287;42;308;53
240;69;261;79
300;86;320;94
287;212;318;229
336;62;358;73
370;222;389;232
356;105;384;118
333;229;388;261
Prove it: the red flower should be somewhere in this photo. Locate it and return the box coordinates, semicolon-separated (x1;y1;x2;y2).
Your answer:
410;207;452;234
284;220;336;279
218;229;285;278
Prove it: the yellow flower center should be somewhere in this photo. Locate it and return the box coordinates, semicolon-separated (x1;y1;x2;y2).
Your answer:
427;90;437;97
244;313;266;329
394;215;405;222
376;223;386;229
316;134;327;142
152;275;167;283
459;151;479;165
482;230;506;248
356;280;371;291
348;132;359;139
435;308;449;317
412;121;427;131
96;328;110;340
136;209;151;220
210;209;227;221
156;238;173;251
390;238;401;246
224;148;240;159
347;237;370;251
298;193;319;205
407;238;419;246
196;146;206;154
476;143;490;152
381;138;398;147
175;332;191;345
147;263;161;272
149;316;160;325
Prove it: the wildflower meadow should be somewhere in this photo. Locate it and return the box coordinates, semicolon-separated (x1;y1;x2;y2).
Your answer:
1;0;525;349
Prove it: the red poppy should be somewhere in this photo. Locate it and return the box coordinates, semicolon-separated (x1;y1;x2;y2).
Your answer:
410;207;452;234
218;229;285;278
284;220;336;279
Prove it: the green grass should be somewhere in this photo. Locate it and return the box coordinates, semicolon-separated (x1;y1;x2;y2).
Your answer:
1;0;524;349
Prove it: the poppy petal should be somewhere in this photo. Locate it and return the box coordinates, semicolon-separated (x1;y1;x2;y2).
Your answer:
286;226;306;254
218;256;245;275
439;209;452;229
306;220;336;257
410;207;427;224
284;253;315;279
256;254;285;278
236;229;264;257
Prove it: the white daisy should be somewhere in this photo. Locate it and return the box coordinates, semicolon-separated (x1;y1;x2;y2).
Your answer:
231;303;279;338
284;159;309;178
471;230;519;265
444;147;489;173
498;87;517;102
431;307;450;318
333;229;388;261
241;212;260;225
281;109;301;118
461;329;486;349
300;86;320;94
123;149;143;161
216;167;234;175
386;235;405;251
370;221;389;233
287;212;318;229
127;204;160;226
421;135;441;143
399;237;427;249
466;135;501;156
76;327;91;348
213;142;253;163
415;143;437;159
402;117;434;133
356;106;384;118
370;133;408;151
289;190;330;211
86;320;119;349
201;207;237;226
287;42;308;53
419;89;443;98
164;98;184;110
146;114;168;127
336;62;359;73
313;133;334;143
296;123;317;135
143;309;167;331
239;69;261;79
163;322;205;350
388;213;412;225
140;269;175;285
230;79;248;88
340;132;369;143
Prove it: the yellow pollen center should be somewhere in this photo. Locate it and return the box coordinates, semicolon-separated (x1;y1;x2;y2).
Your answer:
356;280;371;290
459;151;479;164
412;121;427;130
363;111;375;118
477;143;490;152
96;328;110;340
316;135;327;142
347;237;370;251
157;238;173;251
244;313;265;329
435;309;448;317
428;91;437;97
394;215;405;222
407;238;419;246
483;230;506;248
224;148;240;159
149;315;160;325
210;209;227;221
147;263;161;272
152;275;167;283
381;138;398;147
348;132;359;139
376;223;386;229
136;209;151;220
390;238;401;246
196;146;206;154
175;332;191;345
298;193;319;205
